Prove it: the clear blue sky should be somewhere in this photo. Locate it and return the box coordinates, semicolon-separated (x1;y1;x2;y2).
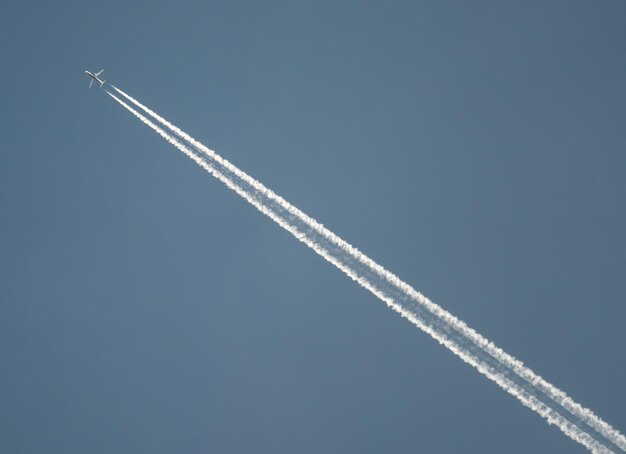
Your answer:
1;1;625;452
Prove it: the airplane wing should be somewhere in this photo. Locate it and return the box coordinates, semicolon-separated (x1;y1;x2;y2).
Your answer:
95;69;104;77
89;79;94;88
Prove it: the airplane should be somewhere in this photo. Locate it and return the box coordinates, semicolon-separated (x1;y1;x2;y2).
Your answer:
85;69;106;88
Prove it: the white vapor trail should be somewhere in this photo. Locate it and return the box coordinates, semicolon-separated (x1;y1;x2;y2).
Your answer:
106;86;625;453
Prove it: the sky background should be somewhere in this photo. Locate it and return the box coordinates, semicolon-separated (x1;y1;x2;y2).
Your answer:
1;1;625;452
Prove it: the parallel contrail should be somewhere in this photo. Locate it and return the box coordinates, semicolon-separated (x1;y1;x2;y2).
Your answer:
106;86;625;453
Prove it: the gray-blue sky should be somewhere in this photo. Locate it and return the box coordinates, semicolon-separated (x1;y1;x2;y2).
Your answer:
1;1;625;452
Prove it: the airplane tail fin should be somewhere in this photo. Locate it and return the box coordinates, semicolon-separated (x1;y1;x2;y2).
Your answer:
100;80;106;87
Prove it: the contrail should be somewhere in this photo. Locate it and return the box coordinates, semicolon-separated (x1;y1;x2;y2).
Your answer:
106;87;625;453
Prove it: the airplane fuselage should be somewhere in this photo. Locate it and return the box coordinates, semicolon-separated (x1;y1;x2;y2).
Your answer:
85;70;105;87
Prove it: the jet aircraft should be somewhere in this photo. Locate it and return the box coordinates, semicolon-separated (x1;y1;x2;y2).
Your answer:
85;69;106;88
